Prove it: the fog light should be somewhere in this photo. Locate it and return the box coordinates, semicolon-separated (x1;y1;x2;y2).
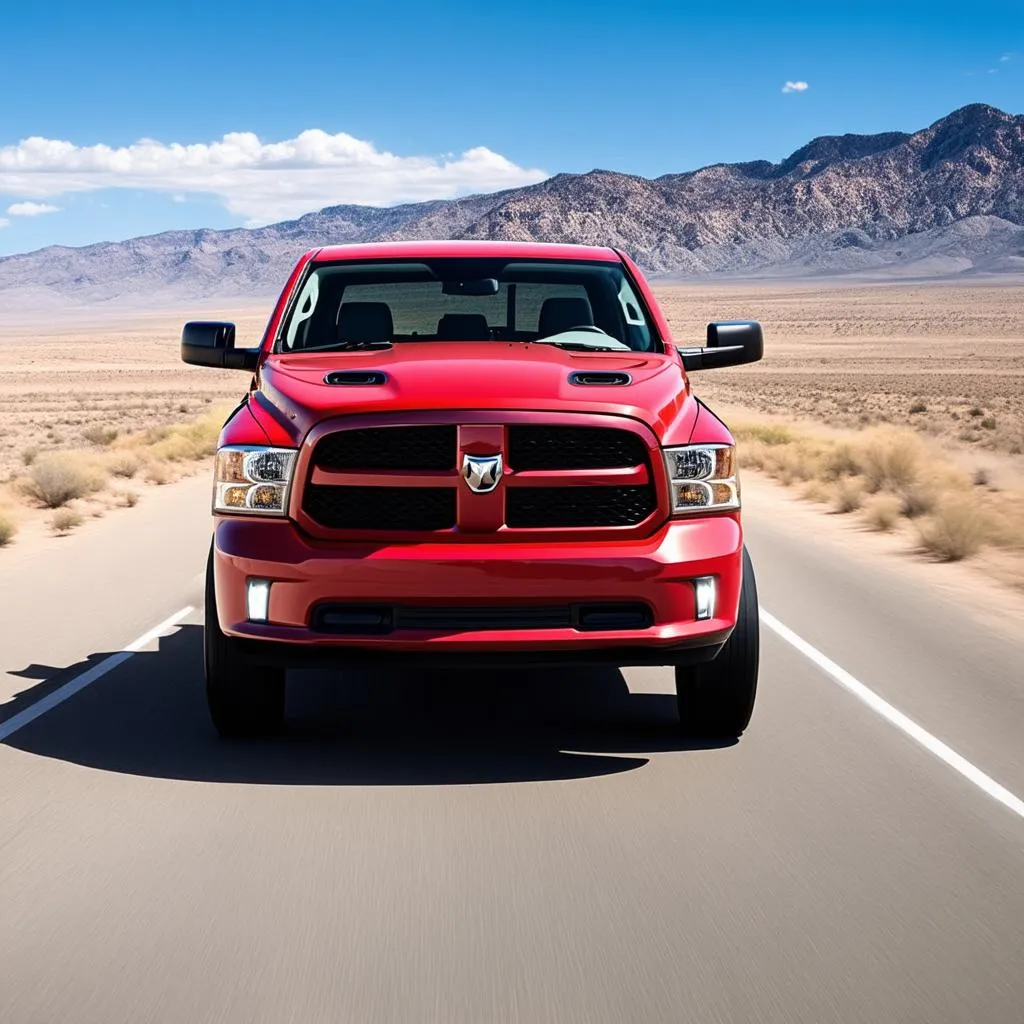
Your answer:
246;579;272;623
694;576;716;621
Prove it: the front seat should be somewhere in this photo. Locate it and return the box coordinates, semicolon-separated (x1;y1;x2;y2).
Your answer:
337;302;394;345
436;313;490;340
538;297;594;338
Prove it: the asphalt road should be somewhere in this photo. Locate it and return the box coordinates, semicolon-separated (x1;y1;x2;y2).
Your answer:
2;473;1023;1024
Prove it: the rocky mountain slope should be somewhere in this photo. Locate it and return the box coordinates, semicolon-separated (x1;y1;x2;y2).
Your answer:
0;103;1020;309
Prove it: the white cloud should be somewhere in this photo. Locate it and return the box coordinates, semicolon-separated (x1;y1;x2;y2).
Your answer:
782;81;809;94
7;200;60;216
0;130;548;224
0;218;9;229
171;194;187;203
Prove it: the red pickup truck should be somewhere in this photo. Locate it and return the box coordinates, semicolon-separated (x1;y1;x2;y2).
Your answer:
182;241;762;740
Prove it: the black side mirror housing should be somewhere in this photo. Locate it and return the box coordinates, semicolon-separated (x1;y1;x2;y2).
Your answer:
678;320;763;372
181;321;260;371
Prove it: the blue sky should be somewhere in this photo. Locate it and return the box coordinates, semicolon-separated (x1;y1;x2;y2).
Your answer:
0;0;1020;256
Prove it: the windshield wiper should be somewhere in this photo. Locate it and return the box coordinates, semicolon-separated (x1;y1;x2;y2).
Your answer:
297;339;394;352
538;341;618;352
528;331;630;353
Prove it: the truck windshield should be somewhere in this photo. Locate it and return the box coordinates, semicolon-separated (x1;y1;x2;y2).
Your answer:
277;258;659;353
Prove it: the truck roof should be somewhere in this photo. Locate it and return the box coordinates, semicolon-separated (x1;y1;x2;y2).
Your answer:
310;240;622;263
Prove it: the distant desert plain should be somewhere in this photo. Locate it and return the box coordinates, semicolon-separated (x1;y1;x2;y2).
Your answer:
1;280;1022;587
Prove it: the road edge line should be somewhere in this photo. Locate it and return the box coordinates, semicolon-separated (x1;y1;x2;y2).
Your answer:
760;606;1024;822
0;605;194;743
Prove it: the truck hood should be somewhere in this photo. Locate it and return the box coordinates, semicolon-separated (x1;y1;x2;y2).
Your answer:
254;342;696;445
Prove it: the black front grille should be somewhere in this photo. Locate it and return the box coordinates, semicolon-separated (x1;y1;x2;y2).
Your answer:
303;421;658;534
508;426;648;470
313;425;456;471
506;486;656;528
304;485;456;531
311;602;653;634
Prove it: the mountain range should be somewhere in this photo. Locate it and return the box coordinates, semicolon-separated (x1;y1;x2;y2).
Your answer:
1;103;1021;310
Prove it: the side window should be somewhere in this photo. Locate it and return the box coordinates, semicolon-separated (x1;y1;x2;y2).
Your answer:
618;277;653;351
285;273;320;349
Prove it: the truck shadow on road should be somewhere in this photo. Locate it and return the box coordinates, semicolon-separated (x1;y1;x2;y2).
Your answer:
4;625;734;785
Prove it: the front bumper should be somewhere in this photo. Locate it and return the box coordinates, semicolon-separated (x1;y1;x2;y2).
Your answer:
213;514;743;667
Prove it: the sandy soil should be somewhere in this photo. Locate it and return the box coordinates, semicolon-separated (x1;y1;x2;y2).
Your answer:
0;307;267;480
658;281;1024;462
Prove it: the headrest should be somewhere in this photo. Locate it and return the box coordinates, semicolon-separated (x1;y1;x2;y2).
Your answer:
337;302;393;344
538;297;595;338
436;313;490;340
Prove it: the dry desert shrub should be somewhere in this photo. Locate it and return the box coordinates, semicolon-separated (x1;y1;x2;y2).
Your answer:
861;431;923;493
865;495;902;532
139;413;222;463
0;512;16;546
899;485;936;519
800;480;833;504
734;422;794;447
917;500;991;561
108;452;141;478
50;508;83;534
971;494;1024;551
120;491;139;508
144;462;173;485
790;442;826;482
822;442;862;481
22;453;107;508
83;424;119;446
738;438;768;471
833;477;865;514
763;445;803;485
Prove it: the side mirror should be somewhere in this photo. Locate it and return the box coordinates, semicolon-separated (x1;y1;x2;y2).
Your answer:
181;321;260;371
678;320;763;372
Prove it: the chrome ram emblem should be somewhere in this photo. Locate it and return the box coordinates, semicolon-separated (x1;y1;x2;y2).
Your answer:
461;453;503;493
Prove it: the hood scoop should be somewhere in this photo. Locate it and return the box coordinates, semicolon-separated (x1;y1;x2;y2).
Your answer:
568;370;632;387
323;370;388;386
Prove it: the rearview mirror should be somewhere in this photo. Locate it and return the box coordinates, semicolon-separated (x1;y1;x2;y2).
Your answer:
441;278;500;296
181;321;260;371
678;321;763;372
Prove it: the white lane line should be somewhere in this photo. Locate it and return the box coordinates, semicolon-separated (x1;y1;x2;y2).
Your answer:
761;607;1024;821
0;606;194;743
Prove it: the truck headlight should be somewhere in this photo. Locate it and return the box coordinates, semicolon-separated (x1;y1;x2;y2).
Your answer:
663;444;739;514
213;446;298;516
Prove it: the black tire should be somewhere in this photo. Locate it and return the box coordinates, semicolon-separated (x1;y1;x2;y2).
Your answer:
204;548;286;738
675;547;759;739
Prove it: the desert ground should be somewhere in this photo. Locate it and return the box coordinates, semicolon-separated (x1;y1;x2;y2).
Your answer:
0;306;269;481
1;281;1022;583
658;281;1024;459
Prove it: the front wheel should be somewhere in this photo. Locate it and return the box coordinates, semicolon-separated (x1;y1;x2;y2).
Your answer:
675;547;759;739
204;548;286;738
